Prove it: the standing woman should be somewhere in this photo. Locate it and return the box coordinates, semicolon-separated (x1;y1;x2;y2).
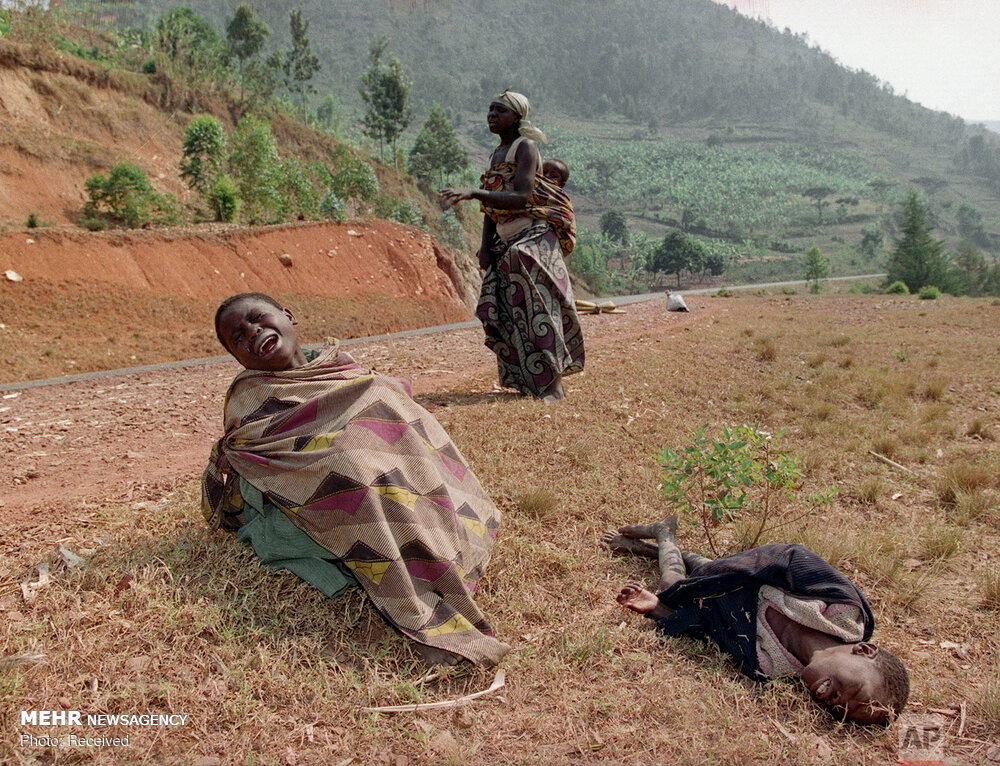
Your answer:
440;90;584;402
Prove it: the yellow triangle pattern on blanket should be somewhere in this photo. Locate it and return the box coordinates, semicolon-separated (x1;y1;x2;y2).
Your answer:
459;516;486;539
300;429;345;452
345;559;391;585
423;612;476;636
375;485;419;510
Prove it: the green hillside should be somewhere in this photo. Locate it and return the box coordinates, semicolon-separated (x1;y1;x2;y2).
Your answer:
42;0;1000;291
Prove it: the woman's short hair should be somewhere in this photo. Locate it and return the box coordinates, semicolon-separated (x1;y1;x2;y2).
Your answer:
214;292;284;351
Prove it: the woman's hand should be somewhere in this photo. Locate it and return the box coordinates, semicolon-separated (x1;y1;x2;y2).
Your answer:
477;246;490;270
439;188;476;206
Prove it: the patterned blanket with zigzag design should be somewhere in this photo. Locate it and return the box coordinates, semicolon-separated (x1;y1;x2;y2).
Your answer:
201;345;509;666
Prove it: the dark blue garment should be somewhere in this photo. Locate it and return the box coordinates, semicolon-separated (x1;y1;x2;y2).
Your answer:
654;544;874;681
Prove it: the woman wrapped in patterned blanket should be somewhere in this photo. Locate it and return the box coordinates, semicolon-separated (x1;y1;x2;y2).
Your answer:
201;292;509;666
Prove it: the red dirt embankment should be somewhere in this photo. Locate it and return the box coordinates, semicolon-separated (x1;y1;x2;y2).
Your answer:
0;219;475;383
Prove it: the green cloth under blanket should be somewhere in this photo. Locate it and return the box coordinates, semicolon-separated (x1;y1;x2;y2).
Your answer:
236;477;357;598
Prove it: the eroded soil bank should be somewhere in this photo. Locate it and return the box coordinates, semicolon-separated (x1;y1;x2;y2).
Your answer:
0;218;477;383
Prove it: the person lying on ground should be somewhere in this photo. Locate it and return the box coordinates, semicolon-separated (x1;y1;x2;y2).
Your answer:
603;518;909;724
201;292;509;666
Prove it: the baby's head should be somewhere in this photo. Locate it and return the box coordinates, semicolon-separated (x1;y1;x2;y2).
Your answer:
801;642;909;725
542;159;569;188
215;292;306;371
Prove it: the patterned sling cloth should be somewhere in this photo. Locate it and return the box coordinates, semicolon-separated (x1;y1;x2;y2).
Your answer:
478;138;584;396
201;346;509;666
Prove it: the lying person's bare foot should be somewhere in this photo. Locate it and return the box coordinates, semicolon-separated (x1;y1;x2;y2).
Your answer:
600;531;658;558
616;582;670;618
412;643;462;666
618;515;678;541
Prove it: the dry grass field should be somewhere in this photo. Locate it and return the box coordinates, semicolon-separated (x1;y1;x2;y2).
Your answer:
3;291;1000;765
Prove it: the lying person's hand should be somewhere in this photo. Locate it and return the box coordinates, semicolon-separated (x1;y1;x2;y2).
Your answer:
616;582;668;617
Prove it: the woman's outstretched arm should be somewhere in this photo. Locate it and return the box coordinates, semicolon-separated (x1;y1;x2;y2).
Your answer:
440;141;538;210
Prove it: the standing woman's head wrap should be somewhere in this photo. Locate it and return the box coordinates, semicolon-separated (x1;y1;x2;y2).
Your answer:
494;89;548;144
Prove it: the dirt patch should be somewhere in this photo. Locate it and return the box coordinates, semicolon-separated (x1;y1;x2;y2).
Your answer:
0;296;690;526
0;218;475;382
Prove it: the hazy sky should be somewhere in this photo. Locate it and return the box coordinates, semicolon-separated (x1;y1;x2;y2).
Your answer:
715;0;1000;123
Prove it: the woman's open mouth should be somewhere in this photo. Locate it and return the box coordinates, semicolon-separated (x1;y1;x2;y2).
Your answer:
256;334;278;355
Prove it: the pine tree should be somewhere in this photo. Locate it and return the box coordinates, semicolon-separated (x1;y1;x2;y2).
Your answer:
282;7;321;115
407;105;468;185
226;5;269;112
886;191;950;293
803;245;829;292
360;38;411;166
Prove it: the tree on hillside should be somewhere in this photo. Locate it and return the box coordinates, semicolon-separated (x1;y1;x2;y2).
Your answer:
600;210;629;244
180;115;227;195
315;95;341;133
886;191;950;293
360;37;412;166
802;185;835;224
154;8;223;73
229;115;281;224
956;203;991;249
949;241;994;296
803;245;829;293
651;230;707;288
407;105;468;185
858;226;883;260
226;5;269;112
280;7;321;115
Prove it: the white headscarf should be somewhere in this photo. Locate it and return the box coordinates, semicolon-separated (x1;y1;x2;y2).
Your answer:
493;89;548;144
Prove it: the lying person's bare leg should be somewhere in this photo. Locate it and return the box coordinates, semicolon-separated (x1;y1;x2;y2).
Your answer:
682;551;713;573
600;532;658;558
618;516;677;541
653;522;686;592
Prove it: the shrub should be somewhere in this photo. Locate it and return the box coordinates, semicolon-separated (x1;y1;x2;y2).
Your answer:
657;424;833;556
229;115;281;224
330;148;378;202
848;282;878;294
885;280;910;295
275;158;320;221
918;285;941;300
141;58;156;74
374;196;422;226
25;212;38;228
319;189;346;222
393;199;423;226
180;115;227;194
82;162;178;229
437;209;465;249
206;174;239;222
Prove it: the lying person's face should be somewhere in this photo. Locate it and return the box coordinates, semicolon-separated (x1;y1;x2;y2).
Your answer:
801;642;891;725
217;296;304;371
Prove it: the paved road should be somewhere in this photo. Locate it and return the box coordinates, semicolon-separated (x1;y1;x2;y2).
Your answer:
0;273;884;392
